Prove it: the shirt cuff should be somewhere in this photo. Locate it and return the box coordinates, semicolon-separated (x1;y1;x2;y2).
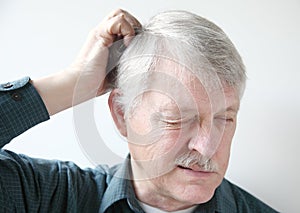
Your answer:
0;77;50;147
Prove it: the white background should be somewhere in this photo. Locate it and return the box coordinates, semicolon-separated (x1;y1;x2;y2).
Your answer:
1;0;299;212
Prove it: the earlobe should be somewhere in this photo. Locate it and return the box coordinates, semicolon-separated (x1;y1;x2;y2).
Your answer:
108;89;127;137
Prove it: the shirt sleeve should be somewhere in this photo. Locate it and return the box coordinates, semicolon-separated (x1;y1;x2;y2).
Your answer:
0;77;107;212
0;77;50;147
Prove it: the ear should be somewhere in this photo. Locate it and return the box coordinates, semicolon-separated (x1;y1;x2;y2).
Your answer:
108;89;127;137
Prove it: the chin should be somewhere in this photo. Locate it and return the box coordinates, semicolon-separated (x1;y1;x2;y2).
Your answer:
176;184;216;205
168;172;222;205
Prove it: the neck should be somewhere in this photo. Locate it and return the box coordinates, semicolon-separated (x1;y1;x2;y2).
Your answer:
132;174;196;212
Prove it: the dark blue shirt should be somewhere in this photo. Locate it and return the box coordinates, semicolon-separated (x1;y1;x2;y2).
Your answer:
0;77;279;212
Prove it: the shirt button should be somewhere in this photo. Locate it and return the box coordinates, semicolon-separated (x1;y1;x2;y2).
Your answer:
11;92;22;101
2;82;13;89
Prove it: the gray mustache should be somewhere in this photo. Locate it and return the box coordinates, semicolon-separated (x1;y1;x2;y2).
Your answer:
175;151;218;172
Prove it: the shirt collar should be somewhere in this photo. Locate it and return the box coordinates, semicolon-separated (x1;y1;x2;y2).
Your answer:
213;179;237;213
99;156;144;213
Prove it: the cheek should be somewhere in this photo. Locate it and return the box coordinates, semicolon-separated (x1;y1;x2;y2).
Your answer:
128;130;185;179
157;131;186;159
128;128;184;161
126;110;160;147
127;111;152;135
213;124;236;172
223;123;236;148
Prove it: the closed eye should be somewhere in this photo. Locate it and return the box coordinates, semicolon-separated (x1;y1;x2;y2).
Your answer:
215;116;234;124
163;116;198;129
163;120;182;129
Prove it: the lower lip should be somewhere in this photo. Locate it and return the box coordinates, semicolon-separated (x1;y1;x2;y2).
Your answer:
177;166;215;178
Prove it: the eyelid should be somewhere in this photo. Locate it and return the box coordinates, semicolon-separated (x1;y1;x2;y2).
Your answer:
163;115;198;124
215;116;234;122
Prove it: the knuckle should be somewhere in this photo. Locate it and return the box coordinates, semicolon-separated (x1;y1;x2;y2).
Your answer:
117;12;126;19
114;8;124;14
97;37;109;47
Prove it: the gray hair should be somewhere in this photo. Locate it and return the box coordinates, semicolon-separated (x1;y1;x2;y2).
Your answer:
113;10;246;114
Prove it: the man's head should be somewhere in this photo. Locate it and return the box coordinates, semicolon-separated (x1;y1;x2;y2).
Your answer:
108;10;246;208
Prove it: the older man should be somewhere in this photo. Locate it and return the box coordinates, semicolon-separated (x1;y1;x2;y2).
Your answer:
0;9;277;212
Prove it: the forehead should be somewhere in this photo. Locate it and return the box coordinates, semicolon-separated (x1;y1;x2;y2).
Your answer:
144;59;240;113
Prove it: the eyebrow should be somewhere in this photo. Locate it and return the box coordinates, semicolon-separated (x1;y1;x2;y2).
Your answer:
160;105;238;112
158;101;239;115
157;109;199;120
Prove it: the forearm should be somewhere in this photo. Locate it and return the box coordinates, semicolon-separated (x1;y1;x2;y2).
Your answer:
31;70;78;116
31;63;107;116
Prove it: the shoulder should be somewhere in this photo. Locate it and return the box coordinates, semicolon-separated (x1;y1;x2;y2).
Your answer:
0;149;122;211
218;179;279;213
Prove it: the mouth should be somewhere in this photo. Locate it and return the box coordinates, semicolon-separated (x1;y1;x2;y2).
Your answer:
176;165;215;178
178;165;192;170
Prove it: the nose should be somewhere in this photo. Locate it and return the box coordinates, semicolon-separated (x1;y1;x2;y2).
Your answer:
187;124;220;159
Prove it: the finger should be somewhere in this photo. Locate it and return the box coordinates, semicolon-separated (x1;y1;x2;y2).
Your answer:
109;14;137;46
104;8;125;20
121;11;142;29
98;14;135;46
108;15;135;36
104;9;141;30
78;10;140;58
78;14;130;58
